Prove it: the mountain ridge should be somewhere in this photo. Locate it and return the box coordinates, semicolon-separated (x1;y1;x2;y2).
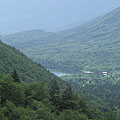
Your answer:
2;7;120;73
0;40;64;84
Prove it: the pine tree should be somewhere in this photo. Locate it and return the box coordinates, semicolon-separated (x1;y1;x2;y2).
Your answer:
62;85;73;101
11;70;20;83
61;85;77;110
50;78;60;107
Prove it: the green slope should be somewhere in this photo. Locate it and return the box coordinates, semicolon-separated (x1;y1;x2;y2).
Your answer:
0;40;63;83
2;7;120;73
0;41;111;114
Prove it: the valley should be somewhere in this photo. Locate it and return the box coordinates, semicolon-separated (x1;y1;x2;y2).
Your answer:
1;6;120;120
51;70;109;77
2;7;120;74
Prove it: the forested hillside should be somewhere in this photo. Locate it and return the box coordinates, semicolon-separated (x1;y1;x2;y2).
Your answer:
2;7;120;73
0;74;120;120
61;71;120;107
0;40;119;119
0;40;63;84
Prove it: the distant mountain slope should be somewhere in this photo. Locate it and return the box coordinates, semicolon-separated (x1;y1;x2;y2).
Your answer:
2;29;53;49
2;7;120;73
0;40;63;83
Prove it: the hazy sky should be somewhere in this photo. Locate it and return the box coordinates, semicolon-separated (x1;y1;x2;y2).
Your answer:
0;0;120;33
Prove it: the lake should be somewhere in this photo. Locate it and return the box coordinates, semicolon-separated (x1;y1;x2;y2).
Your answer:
51;71;69;77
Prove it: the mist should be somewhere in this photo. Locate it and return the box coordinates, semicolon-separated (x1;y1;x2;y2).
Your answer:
0;0;120;34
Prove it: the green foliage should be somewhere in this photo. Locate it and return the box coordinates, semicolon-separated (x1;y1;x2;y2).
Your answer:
50;79;61;107
0;75;25;106
61;73;120;109
11;70;20;83
25;82;49;102
58;110;88;120
0;74;119;119
61;86;78;110
0;40;62;84
0;100;37;120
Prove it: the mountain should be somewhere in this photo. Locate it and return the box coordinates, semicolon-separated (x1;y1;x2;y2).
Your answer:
0;40;63;84
2;7;120;73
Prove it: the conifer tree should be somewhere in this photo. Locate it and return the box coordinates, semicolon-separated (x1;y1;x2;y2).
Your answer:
11;70;20;83
50;78;60;107
61;85;77;110
62;85;73;101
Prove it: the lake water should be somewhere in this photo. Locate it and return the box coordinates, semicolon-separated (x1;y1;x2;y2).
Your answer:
52;71;69;77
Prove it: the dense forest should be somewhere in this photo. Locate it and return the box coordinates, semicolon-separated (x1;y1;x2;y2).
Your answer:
0;40;64;85
0;73;120;120
0;37;120;119
0;38;120;119
2;7;120;73
61;72;120;107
